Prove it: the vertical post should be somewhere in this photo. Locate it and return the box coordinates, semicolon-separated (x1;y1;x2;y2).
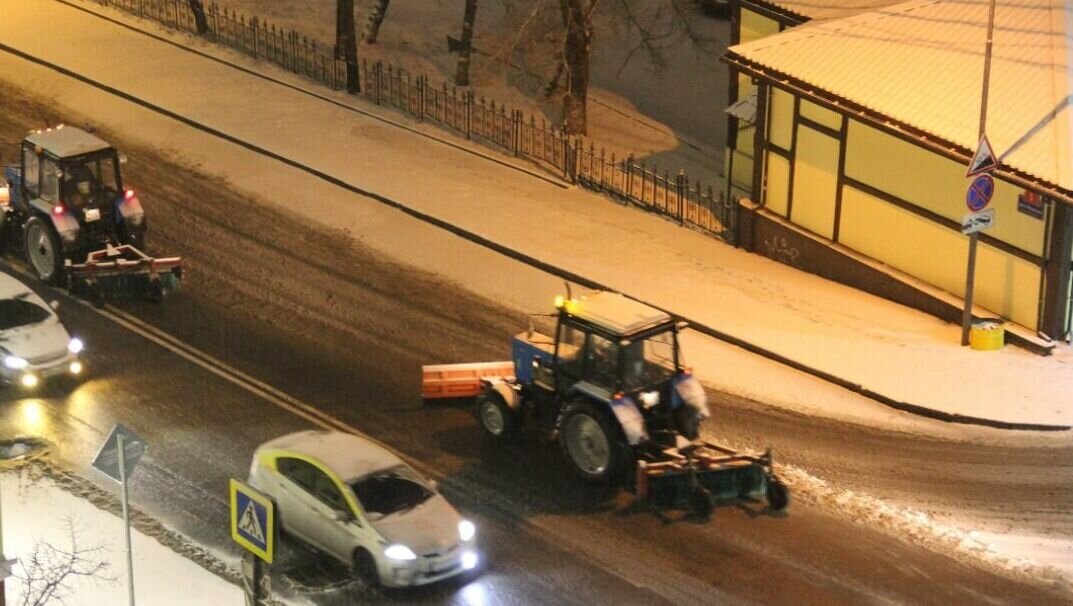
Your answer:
0;473;6;606
960;0;998;346
117;434;135;606
677;170;687;226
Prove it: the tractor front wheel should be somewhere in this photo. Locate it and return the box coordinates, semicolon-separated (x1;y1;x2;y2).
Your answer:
559;400;628;484
24;216;64;285
476;388;518;443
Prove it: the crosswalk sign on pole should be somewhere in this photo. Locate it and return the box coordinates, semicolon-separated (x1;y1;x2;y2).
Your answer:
229;479;276;563
966;134;998;177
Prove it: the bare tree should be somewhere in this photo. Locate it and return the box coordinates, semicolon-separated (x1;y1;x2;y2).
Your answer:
187;0;209;36
336;0;360;93
15;520;112;606
558;0;598;135
455;0;480;86
364;0;392;44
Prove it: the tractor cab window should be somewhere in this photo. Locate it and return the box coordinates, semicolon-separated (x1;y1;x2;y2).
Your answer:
64;162;99;209
97;156;119;193
22;147;39;195
585;333;619;390
622;330;677;391
40;158;59;202
556;323;585;378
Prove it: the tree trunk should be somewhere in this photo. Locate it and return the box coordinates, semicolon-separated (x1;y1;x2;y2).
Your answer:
560;0;594;136
336;0;360;93
365;0;392;44
188;0;209;35
454;0;479;86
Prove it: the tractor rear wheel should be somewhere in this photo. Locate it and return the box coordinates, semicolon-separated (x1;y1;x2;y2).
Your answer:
559;400;627;484
766;477;790;512
476;387;518;443
24;216;64;285
674;405;702;441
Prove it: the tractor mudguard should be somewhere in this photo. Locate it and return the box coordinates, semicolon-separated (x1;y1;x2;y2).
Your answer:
116;191;145;225
487;380;521;411
609;395;648;446
38;208;81;244
672;374;710;420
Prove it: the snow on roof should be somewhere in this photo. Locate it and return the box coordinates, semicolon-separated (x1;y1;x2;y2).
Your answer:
566;292;672;336
258;430;403;481
728;0;1073;194
756;0;905;22
0;273;34;301
25;125;110;158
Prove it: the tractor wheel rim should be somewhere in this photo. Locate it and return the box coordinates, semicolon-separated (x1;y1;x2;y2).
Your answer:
565;414;609;475
480;400;505;435
26;223;55;279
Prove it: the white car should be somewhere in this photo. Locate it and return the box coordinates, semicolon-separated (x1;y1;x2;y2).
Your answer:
0;274;84;388
248;430;479;588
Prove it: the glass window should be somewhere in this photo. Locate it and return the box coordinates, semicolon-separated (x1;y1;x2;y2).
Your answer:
556;324;585;377
622;331;677;391
40;158;58;202
98;156;119;193
0;297;51;331
585;333;618;389
22;147;39;194
277;457;316;491
311;469;348;512
349;465;433;517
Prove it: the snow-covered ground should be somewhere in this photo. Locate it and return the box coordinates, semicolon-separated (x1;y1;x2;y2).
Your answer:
0;471;240;605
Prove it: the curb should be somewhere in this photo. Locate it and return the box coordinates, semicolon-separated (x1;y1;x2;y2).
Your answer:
1;43;1066;434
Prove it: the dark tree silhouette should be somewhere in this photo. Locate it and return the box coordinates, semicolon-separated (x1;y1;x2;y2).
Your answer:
455;0;479;86
365;0;392;44
188;0;209;35
336;0;360;93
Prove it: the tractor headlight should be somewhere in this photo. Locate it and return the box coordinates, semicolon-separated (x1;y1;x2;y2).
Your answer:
458;519;476;542
384;544;417;561
3;356;27;370
68;338;84;354
639;391;660;408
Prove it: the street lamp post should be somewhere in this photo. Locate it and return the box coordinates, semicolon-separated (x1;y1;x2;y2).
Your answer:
960;0;999;346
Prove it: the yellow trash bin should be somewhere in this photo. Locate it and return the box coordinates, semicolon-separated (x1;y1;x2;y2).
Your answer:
969;319;1005;351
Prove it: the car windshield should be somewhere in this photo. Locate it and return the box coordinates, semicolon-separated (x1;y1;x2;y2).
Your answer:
621;330;677;391
348;464;433;517
0;296;51;331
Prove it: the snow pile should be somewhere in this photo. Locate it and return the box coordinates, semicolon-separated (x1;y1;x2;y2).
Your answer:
0;470;241;605
777;462;1072;589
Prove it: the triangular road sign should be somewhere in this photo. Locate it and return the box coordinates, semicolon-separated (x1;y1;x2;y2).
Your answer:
239;500;266;545
966;134;998;177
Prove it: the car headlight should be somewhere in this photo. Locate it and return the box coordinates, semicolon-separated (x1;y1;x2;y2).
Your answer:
458;519;476;542
68;338;84;354
384;544;417;561
3;356;27;370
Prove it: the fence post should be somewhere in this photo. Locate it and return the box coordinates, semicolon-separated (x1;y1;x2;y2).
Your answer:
465;90;472;140
676;170;686;226
511;110;520;157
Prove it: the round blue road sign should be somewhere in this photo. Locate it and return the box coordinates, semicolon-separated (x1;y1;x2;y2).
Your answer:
966;174;995;211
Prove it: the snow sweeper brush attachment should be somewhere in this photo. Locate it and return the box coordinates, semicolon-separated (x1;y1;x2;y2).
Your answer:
66;244;182;306
634;441;789;517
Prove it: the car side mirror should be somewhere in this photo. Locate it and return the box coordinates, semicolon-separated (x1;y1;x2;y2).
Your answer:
49;300;60;311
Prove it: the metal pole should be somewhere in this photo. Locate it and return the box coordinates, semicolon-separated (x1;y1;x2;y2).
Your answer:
0;474;5;606
117;434;136;606
960;0;998;346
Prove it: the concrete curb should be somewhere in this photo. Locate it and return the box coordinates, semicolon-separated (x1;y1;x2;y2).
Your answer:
2;41;1066;434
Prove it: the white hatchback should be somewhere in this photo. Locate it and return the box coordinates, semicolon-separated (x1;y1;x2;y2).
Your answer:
248;430;479;588
0;274;84;388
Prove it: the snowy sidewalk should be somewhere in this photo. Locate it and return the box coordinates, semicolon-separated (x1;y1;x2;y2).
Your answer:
4;0;1072;429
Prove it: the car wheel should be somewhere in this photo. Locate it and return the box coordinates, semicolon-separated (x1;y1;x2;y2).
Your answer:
476;387;518;443
559;400;628;484
24;216;65;285
353;548;380;588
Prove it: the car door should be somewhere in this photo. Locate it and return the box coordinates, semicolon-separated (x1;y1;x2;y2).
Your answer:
274;457;320;548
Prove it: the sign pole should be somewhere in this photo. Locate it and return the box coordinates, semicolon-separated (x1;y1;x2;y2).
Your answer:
960;0;998;346
117;433;136;606
0;476;6;606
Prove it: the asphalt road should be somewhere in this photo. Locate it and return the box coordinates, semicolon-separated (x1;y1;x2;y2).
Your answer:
1;86;1071;604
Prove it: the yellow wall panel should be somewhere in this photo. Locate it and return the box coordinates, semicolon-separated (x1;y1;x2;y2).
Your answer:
790;126;839;239
839;185;1041;328
765;152;790;217
799;99;841;132
740;8;780;44
731;149;754;191
769;87;794;151
845;120;1044;256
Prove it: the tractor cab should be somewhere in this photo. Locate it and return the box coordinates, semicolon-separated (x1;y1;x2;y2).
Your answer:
548;293;683;402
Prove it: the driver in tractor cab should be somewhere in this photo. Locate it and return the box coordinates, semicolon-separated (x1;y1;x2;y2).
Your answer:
63;163;96;209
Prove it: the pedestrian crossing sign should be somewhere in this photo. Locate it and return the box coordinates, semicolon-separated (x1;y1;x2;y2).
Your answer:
230;479;276;563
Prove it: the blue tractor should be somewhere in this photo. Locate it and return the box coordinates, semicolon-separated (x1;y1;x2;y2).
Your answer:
1;126;181;302
423;292;788;516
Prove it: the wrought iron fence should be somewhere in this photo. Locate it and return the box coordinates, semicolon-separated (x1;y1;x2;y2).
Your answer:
92;0;735;243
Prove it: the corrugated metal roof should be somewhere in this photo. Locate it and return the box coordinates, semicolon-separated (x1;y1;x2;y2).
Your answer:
758;0;904;21
729;0;1073;194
